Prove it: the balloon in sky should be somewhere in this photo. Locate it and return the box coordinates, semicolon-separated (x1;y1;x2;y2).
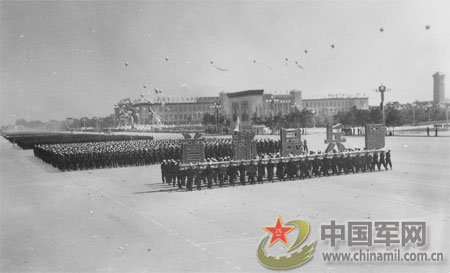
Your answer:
425;25;430;30
125;62;128;66
304;50;308;54
331;44;335;49
143;85;147;89
379;27;384;32
210;60;229;72
294;61;304;70
165;57;169;61
253;59;272;71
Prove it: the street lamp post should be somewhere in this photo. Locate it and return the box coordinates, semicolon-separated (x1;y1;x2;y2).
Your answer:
374;84;390;125
210;101;221;131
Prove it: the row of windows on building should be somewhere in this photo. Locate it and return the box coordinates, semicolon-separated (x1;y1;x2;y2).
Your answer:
159;113;205;121
304;100;358;108
154;103;215;113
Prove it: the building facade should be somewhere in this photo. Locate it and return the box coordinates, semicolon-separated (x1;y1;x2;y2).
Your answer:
114;96;219;125
302;96;369;115
114;90;368;126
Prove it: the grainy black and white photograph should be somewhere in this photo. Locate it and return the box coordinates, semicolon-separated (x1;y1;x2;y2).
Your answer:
0;0;449;272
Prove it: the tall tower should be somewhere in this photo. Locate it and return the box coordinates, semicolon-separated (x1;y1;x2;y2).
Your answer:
433;72;445;105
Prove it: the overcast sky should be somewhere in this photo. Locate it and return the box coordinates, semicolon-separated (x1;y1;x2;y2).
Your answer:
1;0;449;125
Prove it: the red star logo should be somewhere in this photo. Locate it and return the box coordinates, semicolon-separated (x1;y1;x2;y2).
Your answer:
263;215;294;246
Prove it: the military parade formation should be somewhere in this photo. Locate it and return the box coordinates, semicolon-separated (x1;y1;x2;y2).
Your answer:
161;149;392;191
2;132;154;149
23;134;281;171
2;129;392;192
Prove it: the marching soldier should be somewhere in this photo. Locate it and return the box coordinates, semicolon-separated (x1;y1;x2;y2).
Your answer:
299;156;309;179
345;153;354;174
186;163;194;191
227;161;237;186
276;159;285;181
353;153;361;173
257;159;266;184
373;151;379;171
267;158;274;182
385;149;392;170
368;153;374;172
238;160;247;186
248;160;257;184
195;163;203;190
312;155;321;177
176;160;184;189
322;155;330;177
161;160;167;183
362;152;370;172
379;150;386;171
286;158;297;180
218;161;227;187
331;154;339;175
205;162;213;189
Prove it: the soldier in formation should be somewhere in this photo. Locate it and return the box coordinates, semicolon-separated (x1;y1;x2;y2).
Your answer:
166;148;391;190
33;137;282;171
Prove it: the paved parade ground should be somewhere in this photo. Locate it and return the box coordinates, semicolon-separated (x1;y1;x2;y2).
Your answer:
1;134;449;272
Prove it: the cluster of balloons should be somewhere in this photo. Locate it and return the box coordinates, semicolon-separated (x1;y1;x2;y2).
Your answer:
122;23;432;93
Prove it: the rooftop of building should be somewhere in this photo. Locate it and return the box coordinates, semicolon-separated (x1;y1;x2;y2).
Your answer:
225;89;264;98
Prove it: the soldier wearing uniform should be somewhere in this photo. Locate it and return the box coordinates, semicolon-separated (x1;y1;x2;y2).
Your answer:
312;156;321;177
267;158;274;182
322;155;330;177
218;161;227;187
276;159;285;181
331;154;339;175
345;153;353;174
379;151;386;171
176;161;184;189
238;160;246;186
353;153;361;173
257;159;266;183
305;156;312;178
195;163;202;190
373;151;379;171
385;149;392;170
227;162;237;186
161;160;167;183
367;153;374;172
186;163;194;191
286;158;297;180
247;160;257;184
205;162;213;189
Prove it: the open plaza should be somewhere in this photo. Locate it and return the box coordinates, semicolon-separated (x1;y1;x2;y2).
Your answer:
1;132;448;272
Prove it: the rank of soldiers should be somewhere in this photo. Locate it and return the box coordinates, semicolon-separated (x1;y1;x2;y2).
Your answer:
2;132;155;150
31;137;281;171
161;149;392;191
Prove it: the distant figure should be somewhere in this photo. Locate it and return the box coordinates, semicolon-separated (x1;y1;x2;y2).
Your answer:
435;126;438;137
426;126;430;136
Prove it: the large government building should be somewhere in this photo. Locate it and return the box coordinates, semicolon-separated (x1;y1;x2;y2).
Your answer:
114;90;368;127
